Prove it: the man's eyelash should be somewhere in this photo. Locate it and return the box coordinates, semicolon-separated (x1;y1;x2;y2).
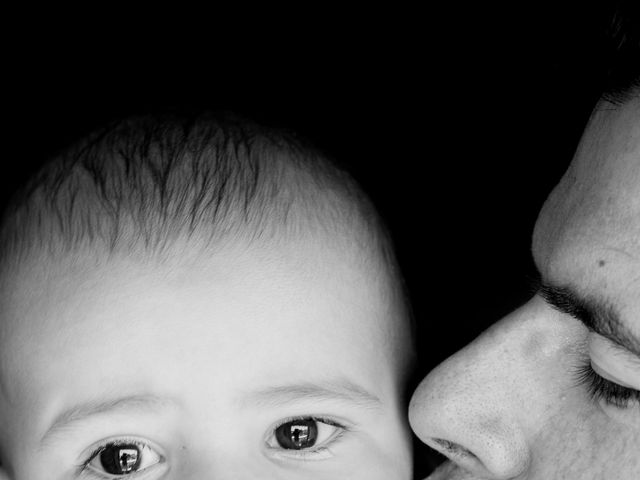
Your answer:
573;362;640;409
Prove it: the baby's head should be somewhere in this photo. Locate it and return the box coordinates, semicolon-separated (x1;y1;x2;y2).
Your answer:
0;115;414;479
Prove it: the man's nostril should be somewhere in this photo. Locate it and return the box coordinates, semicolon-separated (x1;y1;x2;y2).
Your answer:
431;438;477;460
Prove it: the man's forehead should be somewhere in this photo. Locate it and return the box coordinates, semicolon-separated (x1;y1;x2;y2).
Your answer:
532;98;640;335
567;101;640;212
534;99;640;266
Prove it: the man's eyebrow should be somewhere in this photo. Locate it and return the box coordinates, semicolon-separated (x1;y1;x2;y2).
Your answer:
40;394;178;447
538;282;640;360
238;379;382;410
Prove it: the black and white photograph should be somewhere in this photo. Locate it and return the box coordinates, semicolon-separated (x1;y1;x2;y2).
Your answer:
0;2;638;478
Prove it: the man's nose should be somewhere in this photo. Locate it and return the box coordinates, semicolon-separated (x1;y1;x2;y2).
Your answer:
408;296;582;479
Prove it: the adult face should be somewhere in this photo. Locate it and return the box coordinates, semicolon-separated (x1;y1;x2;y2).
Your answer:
0;235;412;479
409;97;640;479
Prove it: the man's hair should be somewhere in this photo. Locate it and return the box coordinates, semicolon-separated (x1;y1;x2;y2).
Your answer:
600;1;640;105
0;113;394;273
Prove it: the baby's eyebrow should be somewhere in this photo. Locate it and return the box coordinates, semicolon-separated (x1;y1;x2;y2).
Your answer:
39;394;179;447
39;380;381;447
237;378;383;410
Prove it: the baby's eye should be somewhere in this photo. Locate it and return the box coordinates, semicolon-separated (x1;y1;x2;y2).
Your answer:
267;417;346;459
84;439;164;477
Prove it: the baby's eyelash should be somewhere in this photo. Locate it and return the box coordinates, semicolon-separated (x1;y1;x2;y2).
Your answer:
272;415;347;430
573;362;640;410
282;435;344;459
77;443;108;473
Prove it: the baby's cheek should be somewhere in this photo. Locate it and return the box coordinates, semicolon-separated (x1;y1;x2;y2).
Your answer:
355;426;412;480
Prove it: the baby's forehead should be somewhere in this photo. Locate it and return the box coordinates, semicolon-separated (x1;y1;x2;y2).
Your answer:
1;234;402;341
0;238;408;414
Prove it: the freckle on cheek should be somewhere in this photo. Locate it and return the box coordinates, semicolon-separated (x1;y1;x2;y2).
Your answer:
597;259;606;267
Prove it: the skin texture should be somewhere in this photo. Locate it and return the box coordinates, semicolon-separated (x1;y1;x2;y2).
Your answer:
409;97;640;479
0;233;413;479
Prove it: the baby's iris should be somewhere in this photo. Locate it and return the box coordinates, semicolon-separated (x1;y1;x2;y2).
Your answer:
275;419;318;449
99;444;140;474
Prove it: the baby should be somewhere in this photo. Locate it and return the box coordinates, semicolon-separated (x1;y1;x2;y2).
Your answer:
0;114;415;479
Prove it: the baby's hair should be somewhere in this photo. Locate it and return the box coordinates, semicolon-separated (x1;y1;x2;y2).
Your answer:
0;113;416;388
0;113;394;272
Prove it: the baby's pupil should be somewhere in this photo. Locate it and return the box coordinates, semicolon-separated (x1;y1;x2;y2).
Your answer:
100;444;141;474
276;419;318;450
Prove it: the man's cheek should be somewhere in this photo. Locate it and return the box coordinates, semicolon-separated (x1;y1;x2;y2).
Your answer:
531;402;637;478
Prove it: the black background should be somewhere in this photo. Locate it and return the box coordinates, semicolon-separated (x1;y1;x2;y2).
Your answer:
2;3;617;477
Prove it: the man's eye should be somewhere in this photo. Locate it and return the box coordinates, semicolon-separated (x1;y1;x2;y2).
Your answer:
267;417;346;458
83;439;164;478
574;362;640;410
